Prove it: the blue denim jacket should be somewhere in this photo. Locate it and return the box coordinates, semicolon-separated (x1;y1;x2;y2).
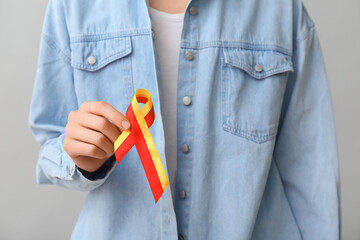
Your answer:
28;0;341;239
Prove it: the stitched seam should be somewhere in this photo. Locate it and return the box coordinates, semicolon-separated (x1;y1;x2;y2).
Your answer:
295;3;316;44
71;47;131;70
226;61;294;79
70;28;151;42
181;41;292;56
296;25;316;46
223;122;278;135
227;57;292;72
42;33;71;64
223;124;277;144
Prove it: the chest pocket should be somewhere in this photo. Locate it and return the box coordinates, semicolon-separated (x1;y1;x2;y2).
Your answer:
70;36;132;71
220;48;294;144
69;35;134;110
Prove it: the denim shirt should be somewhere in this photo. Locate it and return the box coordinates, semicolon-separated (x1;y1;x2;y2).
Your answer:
28;0;341;239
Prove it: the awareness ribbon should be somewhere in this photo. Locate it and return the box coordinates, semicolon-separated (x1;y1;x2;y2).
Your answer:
114;89;169;203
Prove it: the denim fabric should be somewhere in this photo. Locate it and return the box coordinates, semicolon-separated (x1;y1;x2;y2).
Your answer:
28;0;341;239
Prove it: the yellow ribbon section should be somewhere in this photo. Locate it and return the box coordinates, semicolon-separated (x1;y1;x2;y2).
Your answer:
114;89;169;202
131;89;169;191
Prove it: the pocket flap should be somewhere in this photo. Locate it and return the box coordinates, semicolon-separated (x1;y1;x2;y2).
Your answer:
223;48;294;79
70;36;132;72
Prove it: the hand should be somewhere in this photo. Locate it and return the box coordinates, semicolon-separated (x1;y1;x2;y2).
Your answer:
63;101;131;172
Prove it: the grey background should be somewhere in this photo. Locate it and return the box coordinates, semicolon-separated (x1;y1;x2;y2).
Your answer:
0;0;359;239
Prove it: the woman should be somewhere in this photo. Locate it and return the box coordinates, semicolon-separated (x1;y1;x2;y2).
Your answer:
28;0;341;239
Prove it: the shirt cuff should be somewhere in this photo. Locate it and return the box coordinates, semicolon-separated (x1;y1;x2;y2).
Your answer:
77;154;117;181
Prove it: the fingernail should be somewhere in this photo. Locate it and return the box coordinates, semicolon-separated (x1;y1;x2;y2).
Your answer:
121;120;130;130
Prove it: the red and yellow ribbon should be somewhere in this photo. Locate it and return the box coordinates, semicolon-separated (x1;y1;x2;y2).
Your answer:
114;89;169;203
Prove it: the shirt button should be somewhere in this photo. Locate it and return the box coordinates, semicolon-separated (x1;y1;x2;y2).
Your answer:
179;190;187;199
181;144;189;153
254;63;263;72
185;51;194;60
87;55;97;65
178;234;185;240
189;6;197;16
182;96;192;106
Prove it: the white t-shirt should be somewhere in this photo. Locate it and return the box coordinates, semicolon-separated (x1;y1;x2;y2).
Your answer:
148;6;184;201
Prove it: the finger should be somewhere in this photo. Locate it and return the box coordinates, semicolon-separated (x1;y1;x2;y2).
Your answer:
73;111;121;143
65;138;108;160
69;124;114;155
80;101;131;131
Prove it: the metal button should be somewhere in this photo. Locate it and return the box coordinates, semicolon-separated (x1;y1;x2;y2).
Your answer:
185;51;194;60
178;234;185;240
182;96;192;106
179;190;187;199
254;63;263;72
181;144;189;153
189;6;197;16
87;55;97;65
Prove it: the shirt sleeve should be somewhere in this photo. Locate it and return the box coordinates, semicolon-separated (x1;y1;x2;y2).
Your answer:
273;4;341;239
28;0;116;191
